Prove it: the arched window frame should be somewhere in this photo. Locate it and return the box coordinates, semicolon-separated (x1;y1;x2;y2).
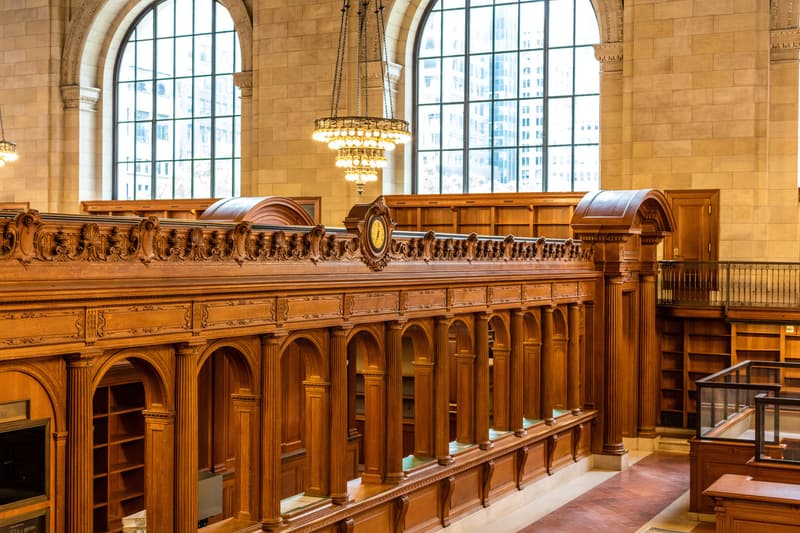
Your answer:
412;0;600;194
112;0;242;200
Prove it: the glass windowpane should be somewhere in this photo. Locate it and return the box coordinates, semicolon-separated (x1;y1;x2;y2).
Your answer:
494;4;518;52
469;102;491;148
419;12;441;58
442;57;464;102
418;152;441;193
547;146;572;191
574;95;599;144
418;59;441;104
493;148;517;192
547;97;573;145
442;152;464;192
468;150;491;192
548;0;574;48
548;48;573;96
442;104;464;149
470;8;493;54
443;10;465;55
418;105;441;150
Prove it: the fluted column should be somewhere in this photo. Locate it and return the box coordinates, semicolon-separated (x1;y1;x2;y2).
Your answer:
261;334;283;528
491;345;510;431
474;313;491;449
232;394;258;520
603;277;626;455
510;310;525;435
454;352;475;443
67;352;96;533
413;360;435;456
385;322;405;483
143;409;175;531
638;273;659;437
434;316;453;464
175;341;203;533
361;370;386;483
541;306;556;425
329;327;350;502
568;303;583;415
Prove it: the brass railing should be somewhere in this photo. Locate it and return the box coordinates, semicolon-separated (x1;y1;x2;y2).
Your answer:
658;261;800;307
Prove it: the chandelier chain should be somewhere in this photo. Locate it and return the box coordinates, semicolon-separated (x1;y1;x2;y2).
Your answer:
330;0;351;117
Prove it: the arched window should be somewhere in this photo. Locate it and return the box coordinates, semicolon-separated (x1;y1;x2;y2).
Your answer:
114;0;241;200
414;0;599;193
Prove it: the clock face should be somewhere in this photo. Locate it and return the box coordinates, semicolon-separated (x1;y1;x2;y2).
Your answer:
368;216;387;254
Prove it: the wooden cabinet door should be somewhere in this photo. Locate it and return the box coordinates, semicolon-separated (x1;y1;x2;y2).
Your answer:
664;190;719;261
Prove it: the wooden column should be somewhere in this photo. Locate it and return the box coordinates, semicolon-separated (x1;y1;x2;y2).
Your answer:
232;394;258;520
523;339;541;420
385;322;405;483
638;272;659;437
510;310;525;435
143;409;175;531
434;316;453;464
260;334;283;529
474;313;491;449
67;353;96;533
329;327;350;502
413;360;435;457
361;369;386;483
454;352;475;443
541;306;556;425
603;277;626;455
54;431;68;533
491;346;510;431
304;381;331;495
175;342;203;533
568;303;583;415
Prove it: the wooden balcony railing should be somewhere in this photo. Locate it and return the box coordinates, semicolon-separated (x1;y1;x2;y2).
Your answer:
658;261;800;308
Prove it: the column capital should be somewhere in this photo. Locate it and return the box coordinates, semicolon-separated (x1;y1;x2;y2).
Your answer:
66;350;101;367
60;84;101;111
593;42;623;72
261;331;287;347
232;70;253;97
176;340;206;357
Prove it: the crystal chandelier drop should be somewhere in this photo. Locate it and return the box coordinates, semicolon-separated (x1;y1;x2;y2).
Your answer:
312;0;411;195
0;108;18;168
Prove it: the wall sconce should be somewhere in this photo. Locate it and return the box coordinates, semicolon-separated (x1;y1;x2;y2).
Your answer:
0;108;18;168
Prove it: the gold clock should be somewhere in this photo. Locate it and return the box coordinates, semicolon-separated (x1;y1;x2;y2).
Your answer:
368;215;387;254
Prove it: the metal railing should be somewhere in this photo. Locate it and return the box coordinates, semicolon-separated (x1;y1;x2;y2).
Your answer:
658;261;800;307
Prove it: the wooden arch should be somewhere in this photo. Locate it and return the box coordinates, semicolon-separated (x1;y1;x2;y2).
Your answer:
570;189;676;240
199;196;315;226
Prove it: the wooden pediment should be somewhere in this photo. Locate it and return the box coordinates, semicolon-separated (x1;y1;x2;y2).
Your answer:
570;189;676;240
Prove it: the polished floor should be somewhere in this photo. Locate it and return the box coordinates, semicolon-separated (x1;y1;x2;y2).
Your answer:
449;450;715;533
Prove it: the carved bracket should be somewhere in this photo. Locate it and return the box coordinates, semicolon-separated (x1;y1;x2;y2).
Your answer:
394;495;409;532
546;434;558;475
440;476;456;527
515;445;529;490
572;423;584;462
481;460;495;507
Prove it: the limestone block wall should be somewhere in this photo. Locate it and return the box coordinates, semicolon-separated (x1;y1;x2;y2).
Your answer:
600;0;800;260
0;0;62;210
1;0;799;254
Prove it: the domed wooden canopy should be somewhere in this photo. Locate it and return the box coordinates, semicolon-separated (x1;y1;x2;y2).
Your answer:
198;196;315;226
570;189;675;238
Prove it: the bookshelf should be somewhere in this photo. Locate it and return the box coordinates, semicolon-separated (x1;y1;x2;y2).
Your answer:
93;379;146;533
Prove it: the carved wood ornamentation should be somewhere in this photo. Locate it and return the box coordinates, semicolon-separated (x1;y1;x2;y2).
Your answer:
440;475;456;527
0;208;591;272
546;434;558;475
338;518;355;533
572;423;584;462
481;460;495;507
515;445;529;490
394;495;409;533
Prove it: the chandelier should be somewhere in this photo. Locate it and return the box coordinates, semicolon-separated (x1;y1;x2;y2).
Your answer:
0;108;18;168
312;0;410;195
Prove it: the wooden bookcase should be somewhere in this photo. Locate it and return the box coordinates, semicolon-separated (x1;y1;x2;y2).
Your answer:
658;314;732;429
659;313;800;429
93;379;146;533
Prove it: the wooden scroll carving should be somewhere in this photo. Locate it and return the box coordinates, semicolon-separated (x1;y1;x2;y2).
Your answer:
440;476;456;527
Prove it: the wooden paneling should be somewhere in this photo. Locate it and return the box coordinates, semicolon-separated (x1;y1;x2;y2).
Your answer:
385;192;585;238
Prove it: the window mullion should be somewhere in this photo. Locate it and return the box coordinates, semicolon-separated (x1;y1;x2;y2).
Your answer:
210;0;217;198
151;13;158;199
542;0;549;192
463;2;470;194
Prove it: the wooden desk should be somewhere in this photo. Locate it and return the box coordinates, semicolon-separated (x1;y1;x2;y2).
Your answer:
704;474;800;532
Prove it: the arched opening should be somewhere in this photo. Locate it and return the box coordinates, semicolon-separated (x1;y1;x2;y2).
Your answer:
280;337;329;501
196;344;257;524
91;355;171;532
0;369;60;528
488;314;511;434
448;318;475;451
522;309;543;427
553;306;569;416
400;323;435;470
349;330;386;484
